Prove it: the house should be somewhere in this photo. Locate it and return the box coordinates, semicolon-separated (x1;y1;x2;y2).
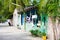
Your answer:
13;6;39;31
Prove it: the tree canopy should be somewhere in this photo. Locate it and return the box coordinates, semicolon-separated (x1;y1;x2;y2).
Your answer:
0;0;60;22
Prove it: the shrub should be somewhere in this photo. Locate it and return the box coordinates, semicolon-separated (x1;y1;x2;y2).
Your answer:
30;29;46;37
30;30;38;36
37;30;42;37
41;32;46;36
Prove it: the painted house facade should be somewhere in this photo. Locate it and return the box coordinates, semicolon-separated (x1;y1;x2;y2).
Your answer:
13;6;39;31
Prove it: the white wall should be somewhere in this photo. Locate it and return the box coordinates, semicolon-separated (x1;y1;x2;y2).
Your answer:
13;9;18;27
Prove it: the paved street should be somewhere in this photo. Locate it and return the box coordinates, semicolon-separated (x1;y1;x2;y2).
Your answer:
0;22;60;40
0;26;42;40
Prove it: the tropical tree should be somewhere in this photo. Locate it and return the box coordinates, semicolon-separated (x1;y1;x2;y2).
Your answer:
9;0;16;13
0;0;16;22
36;0;59;40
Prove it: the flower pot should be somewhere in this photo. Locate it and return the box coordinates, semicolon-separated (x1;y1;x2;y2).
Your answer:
42;36;46;40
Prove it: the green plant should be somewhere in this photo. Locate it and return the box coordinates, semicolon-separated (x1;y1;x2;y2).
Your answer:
37;30;42;37
41;32;46;36
30;30;38;36
33;29;39;36
30;29;46;37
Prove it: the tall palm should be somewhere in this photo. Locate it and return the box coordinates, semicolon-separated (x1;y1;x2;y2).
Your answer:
37;0;59;40
46;0;59;40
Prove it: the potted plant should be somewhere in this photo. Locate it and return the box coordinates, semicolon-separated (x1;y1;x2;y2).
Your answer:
42;32;46;40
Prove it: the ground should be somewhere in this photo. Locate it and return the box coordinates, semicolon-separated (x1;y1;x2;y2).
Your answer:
0;23;60;40
0;26;42;40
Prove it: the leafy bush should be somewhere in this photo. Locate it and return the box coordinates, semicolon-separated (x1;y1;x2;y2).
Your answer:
41;32;46;36
30;30;38;36
0;19;6;23
30;29;46;37
37;30;42;37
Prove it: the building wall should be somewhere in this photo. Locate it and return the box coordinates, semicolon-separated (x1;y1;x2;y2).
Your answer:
13;9;18;27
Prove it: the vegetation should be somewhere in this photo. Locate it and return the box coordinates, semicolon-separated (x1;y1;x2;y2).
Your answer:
0;0;59;21
30;29;46;37
0;0;15;22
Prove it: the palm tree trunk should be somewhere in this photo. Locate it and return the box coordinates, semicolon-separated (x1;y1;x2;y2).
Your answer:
48;17;55;40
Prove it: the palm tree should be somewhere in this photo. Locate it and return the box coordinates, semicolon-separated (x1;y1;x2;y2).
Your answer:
37;0;59;40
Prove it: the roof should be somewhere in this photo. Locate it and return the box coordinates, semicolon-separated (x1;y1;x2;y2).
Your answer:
24;6;37;12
